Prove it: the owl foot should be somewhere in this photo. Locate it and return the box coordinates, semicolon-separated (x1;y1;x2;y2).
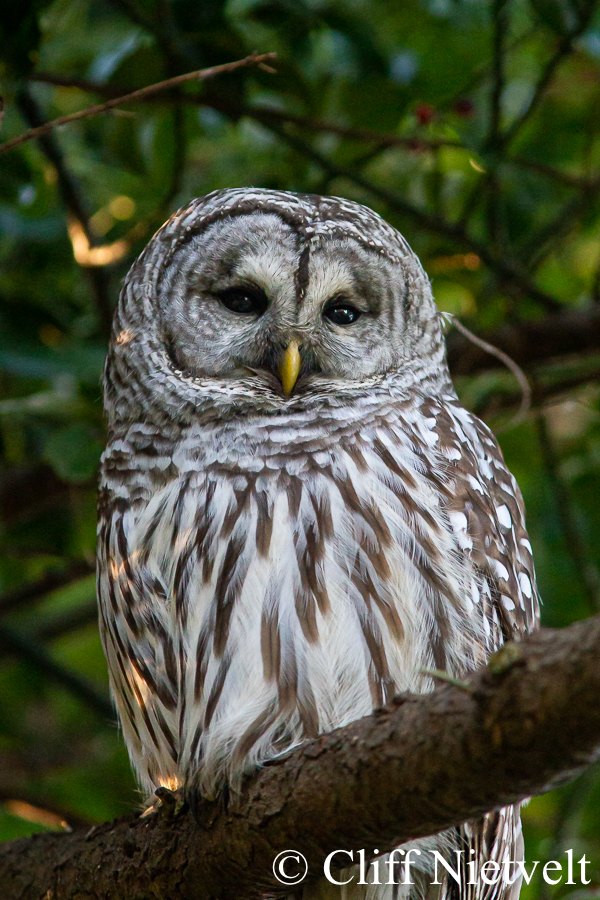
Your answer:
149;786;188;821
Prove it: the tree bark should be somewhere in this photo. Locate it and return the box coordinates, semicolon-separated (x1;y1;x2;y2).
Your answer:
3;614;600;900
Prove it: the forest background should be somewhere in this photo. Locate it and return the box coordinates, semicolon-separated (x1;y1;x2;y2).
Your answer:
1;1;600;897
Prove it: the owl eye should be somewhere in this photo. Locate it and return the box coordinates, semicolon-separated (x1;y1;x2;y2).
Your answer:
219;287;268;316
323;303;362;326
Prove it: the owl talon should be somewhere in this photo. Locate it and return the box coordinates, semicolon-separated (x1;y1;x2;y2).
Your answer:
154;787;187;819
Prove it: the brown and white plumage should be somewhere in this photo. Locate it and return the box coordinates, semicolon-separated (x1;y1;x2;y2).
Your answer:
97;189;539;900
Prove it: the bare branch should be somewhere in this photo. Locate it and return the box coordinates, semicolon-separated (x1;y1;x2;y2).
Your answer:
29;72;462;151
233;106;462;151
33;600;98;642
0;792;93;832
469;362;600;420
507;154;589;189
524;187;600;271
2;614;600;899
0;54;276;157
487;0;509;150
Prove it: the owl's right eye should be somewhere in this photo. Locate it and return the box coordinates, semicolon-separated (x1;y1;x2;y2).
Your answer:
219;287;268;316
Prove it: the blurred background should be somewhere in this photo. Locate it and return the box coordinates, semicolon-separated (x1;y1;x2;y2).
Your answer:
1;0;600;895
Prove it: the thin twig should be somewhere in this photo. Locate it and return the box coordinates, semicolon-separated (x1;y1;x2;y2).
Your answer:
591;255;600;304
524;186;600;271
33;600;98;642
487;0;508;150
0;53;276;157
103;0;156;34
471;364;600;420
237;106;462;150
508;154;589;189
0;790;94;831
435;23;538;116
484;0;510;249
16;89;93;242
419;668;474;693
446;314;532;426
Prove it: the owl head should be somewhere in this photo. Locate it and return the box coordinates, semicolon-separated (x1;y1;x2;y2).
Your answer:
105;189;450;426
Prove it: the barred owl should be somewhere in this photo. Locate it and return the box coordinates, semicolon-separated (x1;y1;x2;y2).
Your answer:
97;189;539;900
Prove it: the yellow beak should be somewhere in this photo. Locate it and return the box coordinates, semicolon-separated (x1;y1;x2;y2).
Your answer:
278;341;301;395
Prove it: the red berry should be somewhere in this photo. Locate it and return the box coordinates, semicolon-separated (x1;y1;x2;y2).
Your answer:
416;103;435;126
453;98;474;118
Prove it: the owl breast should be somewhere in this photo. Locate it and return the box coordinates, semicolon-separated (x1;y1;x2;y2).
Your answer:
98;395;506;798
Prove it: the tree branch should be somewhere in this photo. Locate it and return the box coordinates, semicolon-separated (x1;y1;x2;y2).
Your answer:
28;72;463;150
0;54;276;157
3;614;600;900
487;0;508;150
445;304;600;374
469;362;600;420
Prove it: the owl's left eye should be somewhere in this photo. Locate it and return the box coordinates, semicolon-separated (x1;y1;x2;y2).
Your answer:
323;302;362;326
219;287;268;316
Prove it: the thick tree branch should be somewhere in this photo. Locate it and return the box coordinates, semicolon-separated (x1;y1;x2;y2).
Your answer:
3;614;600;900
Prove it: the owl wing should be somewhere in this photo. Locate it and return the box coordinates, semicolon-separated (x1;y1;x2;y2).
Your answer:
97;495;181;794
424;398;539;648
420;397;539;900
